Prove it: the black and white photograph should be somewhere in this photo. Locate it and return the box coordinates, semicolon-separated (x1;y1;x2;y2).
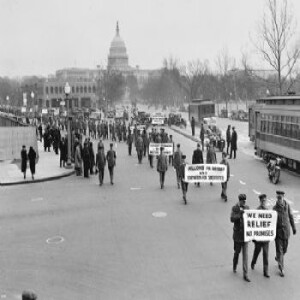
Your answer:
0;0;300;299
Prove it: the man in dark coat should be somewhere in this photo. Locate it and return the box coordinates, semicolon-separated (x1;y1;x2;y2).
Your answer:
135;133;144;164
200;123;205;151
273;190;296;277
230;194;251;282
173;143;183;188
89;141;95;174
192;143;203;187
251;194;270;278
127;131;133;155
229;126;237;159
106;143;116;185
157;146;168;189
21;145;28;179
59;137;67;167
95;146;106;186
191;116;195;136
179;154;188;204
82;142;91;178
226;125;231;155
27;146;37;180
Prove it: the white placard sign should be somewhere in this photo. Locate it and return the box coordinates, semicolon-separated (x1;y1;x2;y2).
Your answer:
152;117;164;125
42;109;48;114
21;107;26;112
243;210;277;242
184;164;227;183
149;143;173;156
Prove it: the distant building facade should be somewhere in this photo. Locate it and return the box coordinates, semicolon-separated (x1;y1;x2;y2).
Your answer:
34;22;160;110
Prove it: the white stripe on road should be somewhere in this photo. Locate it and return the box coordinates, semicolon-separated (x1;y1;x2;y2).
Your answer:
253;189;261;195
292;210;299;214
31;197;43;202
130;187;142;190
230;174;234;177
239;180;246;185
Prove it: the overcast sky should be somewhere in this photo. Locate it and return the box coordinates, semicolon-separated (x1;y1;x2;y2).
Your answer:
0;0;299;77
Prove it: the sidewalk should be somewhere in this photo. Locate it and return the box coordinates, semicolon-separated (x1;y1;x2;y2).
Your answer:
0;140;74;186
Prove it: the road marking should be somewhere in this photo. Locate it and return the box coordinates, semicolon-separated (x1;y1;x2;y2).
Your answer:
293;210;299;214
230;174;234;177
31;197;43;202
130;187;142;190
46;236;65;244
239;180;246;185
0;295;7;299
152;211;167;218
253;189;261;195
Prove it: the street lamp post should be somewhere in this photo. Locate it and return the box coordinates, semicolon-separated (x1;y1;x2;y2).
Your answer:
64;82;72;168
31;91;35;120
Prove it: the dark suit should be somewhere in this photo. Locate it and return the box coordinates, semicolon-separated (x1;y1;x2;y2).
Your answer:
192;148;203;187
231;203;250;276
251;205;270;274
230;130;237;159
273;200;296;271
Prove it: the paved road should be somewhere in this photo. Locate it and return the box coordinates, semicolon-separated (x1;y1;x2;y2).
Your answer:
0;124;299;299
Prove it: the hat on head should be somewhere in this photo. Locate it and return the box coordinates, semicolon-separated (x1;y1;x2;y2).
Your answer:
238;194;246;201
259;194;267;200
160;146;164;150
197;143;200;147
276;190;285;195
177;143;180;147
110;143;113;147
182;154;186;159
232;126;235;130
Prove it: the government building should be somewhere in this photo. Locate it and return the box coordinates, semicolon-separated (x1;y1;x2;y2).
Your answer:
33;22;160;110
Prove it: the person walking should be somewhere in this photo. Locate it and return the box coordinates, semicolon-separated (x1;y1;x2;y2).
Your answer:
200;123;205;151
89;141;95;175
230;194;251;282
127;130;133;155
273;190;296;277
173;143;183;188
82;142;91;178
74;143;82;176
27;146;37;180
157;146;168;189
192;143;203;187
251;194;270;278
179;154;188;204
226;125;231;155
206;142;217;185
21;145;28;179
191;116;195;136
95;146;106;186
229;126;237;159
168;135;174;165
106;143;116;185
135;133;144;164
59;137;67;168
220;152;230;201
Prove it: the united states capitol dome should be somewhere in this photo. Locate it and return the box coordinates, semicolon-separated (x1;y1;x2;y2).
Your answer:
107;22;129;71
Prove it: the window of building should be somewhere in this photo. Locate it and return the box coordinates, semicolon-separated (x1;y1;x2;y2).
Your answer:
84;86;87;93
55;87;58;94
45;86;49;94
93;86;96;93
80;86;83;93
76;86;79;93
72;86;75;93
59;86;62;94
88;86;91;93
50;86;53;94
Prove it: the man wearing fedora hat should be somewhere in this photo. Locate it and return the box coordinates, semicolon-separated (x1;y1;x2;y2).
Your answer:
179;154;188;204
251;194;270;278
273;190;296;277
231;193;251;282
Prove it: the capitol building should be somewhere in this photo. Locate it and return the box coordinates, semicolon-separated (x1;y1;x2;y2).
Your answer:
33;22;160;110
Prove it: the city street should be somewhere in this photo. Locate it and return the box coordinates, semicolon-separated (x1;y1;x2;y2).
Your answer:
1;120;299;299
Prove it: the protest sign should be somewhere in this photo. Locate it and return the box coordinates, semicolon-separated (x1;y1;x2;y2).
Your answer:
243;210;277;242
184;164;227;183
152;117;164;125
149;143;174;156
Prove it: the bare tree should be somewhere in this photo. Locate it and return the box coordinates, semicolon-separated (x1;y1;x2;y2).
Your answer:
180;59;210;101
256;0;300;94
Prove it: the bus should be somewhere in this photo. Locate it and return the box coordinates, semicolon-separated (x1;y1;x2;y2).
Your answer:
188;99;215;125
249;95;300;173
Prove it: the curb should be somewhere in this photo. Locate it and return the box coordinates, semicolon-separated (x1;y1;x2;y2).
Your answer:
0;170;75;186
169;126;200;143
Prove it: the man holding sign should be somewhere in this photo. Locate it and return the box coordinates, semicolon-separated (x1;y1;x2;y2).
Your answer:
250;194;270;278
230;194;251;282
